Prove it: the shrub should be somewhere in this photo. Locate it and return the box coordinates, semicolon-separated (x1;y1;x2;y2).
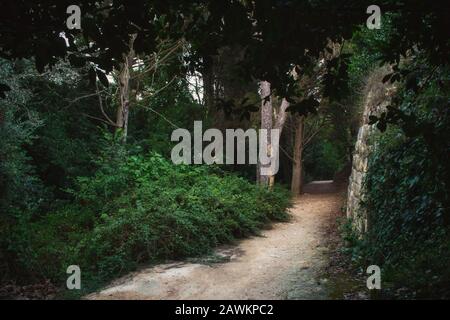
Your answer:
13;152;290;293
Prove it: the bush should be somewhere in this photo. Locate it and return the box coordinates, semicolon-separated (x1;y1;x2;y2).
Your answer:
11;151;290;293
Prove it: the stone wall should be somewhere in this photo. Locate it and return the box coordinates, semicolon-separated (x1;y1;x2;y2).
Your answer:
346;67;396;233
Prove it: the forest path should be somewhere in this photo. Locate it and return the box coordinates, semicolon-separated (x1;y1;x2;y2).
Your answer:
87;181;345;300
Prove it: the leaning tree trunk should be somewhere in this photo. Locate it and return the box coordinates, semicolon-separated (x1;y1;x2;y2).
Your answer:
291;115;305;195
257;81;273;186
116;35;136;143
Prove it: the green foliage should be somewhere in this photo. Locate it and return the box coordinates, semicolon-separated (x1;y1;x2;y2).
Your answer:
9;150;290;293
0;60;48;280
129;70;204;157
6;1;448;107
0;55;292;296
0;59;104;200
344;65;450;299
0;59;112;285
2;0;449;299
304;136;347;182
347;15;395;90
301;18;397;181
0;61;45;214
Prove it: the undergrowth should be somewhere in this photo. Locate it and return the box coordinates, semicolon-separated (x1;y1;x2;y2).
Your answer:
4;151;291;297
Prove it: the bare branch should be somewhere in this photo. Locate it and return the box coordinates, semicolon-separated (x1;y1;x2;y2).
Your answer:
82;113;120;127
96;81;116;126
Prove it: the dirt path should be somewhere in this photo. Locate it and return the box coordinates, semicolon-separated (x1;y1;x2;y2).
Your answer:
88;181;345;300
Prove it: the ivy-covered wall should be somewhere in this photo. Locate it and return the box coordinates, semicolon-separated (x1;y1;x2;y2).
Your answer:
345;60;450;298
346;67;396;233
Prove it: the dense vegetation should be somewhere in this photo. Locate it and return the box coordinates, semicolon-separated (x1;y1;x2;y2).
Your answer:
0;57;290;296
8;152;289;294
341;23;450;298
0;1;449;299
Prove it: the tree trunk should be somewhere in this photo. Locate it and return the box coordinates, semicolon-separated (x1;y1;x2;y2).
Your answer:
291;115;304;195
202;66;215;114
257;81;272;186
274;98;290;133
116;35;136;143
267;98;290;188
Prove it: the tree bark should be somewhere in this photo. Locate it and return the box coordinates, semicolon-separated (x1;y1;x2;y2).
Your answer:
202;65;215;114
267;98;290;188
274;98;290;132
257;81;272;186
291;115;305;195
116;35;136;143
